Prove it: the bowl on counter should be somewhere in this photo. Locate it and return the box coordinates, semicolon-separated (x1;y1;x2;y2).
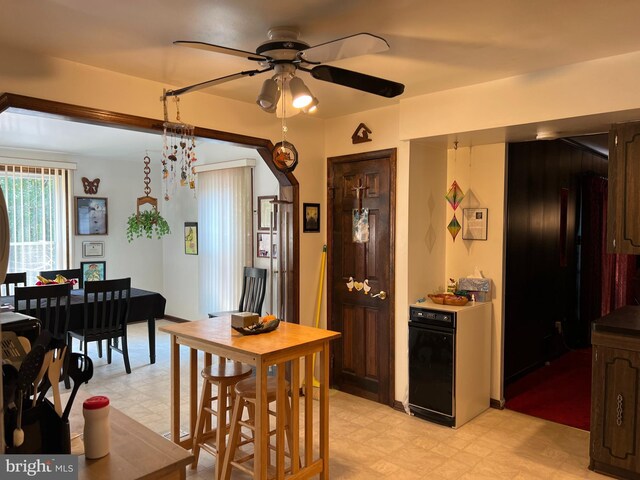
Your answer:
428;293;469;306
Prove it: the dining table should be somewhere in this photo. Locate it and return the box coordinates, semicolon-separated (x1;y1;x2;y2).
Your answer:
159;317;340;480
1;287;166;364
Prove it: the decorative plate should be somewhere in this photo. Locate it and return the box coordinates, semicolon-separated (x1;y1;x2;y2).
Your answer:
232;318;280;335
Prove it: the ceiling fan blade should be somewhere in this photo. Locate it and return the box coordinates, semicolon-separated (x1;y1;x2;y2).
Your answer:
310;65;404;98
299;33;389;64
174;41;269;62
165;68;272;97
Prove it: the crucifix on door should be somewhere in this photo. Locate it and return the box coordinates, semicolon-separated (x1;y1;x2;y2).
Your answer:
352;179;370;243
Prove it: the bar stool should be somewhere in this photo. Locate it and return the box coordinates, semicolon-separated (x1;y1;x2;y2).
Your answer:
191;359;253;473
221;376;295;479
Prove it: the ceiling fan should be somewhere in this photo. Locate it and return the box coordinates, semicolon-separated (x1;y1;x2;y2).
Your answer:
165;27;405;116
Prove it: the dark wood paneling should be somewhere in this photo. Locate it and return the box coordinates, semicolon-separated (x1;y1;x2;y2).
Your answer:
505;139;608;383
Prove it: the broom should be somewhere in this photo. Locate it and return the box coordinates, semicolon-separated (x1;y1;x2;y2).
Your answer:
311;244;327;388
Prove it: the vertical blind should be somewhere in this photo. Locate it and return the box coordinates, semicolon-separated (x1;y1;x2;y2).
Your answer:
197;166;252;315
0;165;70;284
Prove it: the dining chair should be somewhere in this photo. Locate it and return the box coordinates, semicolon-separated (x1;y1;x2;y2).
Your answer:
209;267;268;317
13;283;72;338
39;268;83;289
1;271;27;296
68;277;132;374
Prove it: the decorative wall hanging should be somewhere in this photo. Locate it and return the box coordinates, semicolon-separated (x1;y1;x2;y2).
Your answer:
351;179;369;243
81;261;105;282
184;222;198;255
81;177;100;195
303;203;320;233
352;209;370;243
351;123;372;144
447;215;462;241
161;93;197;200
445;180;465;211
126;154;171;242
445;142;465;241
257;232;277;258
75;197;108;235
462;208;488;240
272;141;298;173
82;241;104;258
258;195;277;231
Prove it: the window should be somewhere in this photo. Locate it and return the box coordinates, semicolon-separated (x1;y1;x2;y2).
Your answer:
0;164;71;284
197;166;252;315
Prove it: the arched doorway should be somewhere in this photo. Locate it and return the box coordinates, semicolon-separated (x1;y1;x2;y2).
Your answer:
0;92;299;323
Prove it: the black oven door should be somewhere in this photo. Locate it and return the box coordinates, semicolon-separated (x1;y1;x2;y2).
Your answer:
408;322;455;423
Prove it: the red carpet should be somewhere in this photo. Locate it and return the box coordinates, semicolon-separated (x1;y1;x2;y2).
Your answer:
505;348;592;431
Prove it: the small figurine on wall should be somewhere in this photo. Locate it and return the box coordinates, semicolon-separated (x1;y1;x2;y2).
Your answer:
351;123;372;144
81;177;100;195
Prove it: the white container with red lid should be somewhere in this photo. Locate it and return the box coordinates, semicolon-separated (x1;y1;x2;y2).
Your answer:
83;395;110;459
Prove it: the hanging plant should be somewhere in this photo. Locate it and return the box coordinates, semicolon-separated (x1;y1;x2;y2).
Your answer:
126;154;171;242
126;209;171;242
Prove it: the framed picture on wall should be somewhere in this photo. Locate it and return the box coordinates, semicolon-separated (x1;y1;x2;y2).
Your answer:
80;261;106;282
462;208;488;240
75;196;108;235
82;241;104;258
303;203;320;233
258;195;277;231
257;232;277;258
184;222;198;255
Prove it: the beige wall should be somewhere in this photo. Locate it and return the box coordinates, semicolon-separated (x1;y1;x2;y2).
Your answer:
399;50;640;140
7;43;640;405
445;144;507;401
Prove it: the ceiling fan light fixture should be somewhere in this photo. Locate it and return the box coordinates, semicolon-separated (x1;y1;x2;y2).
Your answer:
289;76;313;109
302;96;319;114
257;77;280;111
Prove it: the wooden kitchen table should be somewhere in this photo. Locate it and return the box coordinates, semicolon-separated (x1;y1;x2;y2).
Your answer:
68;392;194;480
159;318;340;480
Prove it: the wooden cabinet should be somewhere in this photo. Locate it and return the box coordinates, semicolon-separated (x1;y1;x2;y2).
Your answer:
591;307;640;478
608;122;640;254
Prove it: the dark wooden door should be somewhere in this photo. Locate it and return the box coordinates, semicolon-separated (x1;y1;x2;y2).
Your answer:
327;149;395;406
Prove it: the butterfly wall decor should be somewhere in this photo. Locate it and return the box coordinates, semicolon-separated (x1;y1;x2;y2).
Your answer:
82;177;100;195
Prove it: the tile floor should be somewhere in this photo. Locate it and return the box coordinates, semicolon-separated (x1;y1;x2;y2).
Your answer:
77;320;608;479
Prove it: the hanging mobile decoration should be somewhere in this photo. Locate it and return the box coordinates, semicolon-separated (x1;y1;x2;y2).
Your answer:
161;91;197;200
445;141;465;241
272;79;299;173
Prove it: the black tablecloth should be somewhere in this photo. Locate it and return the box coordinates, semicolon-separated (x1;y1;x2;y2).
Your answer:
1;287;166;363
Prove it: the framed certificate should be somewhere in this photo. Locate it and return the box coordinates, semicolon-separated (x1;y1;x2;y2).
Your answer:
82;241;104;257
462;208;488;240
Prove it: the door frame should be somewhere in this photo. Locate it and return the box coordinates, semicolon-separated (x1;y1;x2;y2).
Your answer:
0;92;300;324
327;147;396;406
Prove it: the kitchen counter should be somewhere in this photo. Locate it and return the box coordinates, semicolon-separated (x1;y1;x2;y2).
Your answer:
592;305;640;336
411;299;491;313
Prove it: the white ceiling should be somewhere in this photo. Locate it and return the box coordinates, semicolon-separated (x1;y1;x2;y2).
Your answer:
1;1;640;155
2;0;640;119
0;111;260;163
